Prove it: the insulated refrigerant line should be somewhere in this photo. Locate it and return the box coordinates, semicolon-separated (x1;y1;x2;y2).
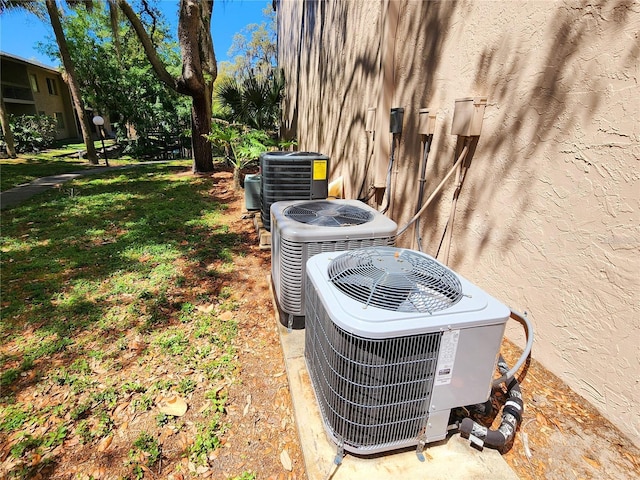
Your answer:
441;137;472;265
396;142;470;237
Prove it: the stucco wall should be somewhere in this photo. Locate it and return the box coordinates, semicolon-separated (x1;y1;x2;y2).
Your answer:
278;0;640;445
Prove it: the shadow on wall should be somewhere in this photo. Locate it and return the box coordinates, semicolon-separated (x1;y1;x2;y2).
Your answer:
288;0;384;193
296;0;459;204
380;0;459;252
413;0;637;268
284;0;635;265
461;0;636;268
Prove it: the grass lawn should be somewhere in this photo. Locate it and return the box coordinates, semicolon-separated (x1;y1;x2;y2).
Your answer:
1;141;128;192
0;161;258;479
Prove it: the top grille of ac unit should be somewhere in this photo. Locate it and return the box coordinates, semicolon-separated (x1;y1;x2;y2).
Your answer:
304;247;510;454
260;152;329;231
284;201;373;226
271;200;397;319
327;246;463;314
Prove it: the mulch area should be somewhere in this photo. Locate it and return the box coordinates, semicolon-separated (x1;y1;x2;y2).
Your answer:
488;341;639;479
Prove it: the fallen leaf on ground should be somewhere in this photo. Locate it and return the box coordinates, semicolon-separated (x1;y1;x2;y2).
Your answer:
280;449;292;471
582;456;600;469
97;435;113;452
90;359;108;374
243;395;252;416
128;335;146;351
158;395;188;416
197;303;214;313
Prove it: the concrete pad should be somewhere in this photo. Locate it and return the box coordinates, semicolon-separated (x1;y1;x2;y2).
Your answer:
270;278;520;480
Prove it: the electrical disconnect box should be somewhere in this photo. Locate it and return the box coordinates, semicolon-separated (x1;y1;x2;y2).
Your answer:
451;97;487;136
390;107;404;134
365;107;376;133
418;108;437;136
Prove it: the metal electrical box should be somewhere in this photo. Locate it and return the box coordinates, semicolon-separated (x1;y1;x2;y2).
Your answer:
451;97;487;136
365;107;376;133
390;107;404;134
244;174;261;211
418;108;437;135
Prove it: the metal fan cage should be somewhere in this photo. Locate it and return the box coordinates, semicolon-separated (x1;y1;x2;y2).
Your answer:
277;237;396;316
327;247;463;314
284;201;374;226
305;278;442;453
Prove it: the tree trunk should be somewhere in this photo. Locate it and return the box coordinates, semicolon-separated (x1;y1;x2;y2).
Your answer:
0;96;17;158
191;93;214;173
118;0;217;173
233;166;242;191
178;0;216;173
45;0;99;165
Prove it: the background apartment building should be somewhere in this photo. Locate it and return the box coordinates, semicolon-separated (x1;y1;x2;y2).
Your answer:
1;51;79;140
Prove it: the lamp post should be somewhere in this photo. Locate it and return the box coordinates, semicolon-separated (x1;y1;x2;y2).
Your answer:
92;115;109;167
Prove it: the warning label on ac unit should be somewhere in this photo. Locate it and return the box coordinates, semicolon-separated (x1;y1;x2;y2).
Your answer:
435;330;460;386
313;160;327;180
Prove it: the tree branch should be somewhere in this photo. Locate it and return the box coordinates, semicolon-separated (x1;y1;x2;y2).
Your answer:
117;0;178;92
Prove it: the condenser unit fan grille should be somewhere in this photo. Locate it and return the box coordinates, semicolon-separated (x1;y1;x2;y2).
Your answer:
284;201;373;227
305;279;441;452
328;247;463;314
278;236;395;316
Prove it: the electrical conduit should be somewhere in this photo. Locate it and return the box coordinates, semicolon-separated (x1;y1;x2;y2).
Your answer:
441;138;471;264
397;143;470;237
414;134;434;251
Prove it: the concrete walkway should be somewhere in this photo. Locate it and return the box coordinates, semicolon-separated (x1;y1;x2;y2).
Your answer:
0;162;172;210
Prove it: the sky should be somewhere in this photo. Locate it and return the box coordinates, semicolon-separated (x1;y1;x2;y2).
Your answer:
0;0;270;68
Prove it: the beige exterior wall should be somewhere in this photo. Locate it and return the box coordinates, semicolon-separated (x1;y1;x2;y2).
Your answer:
278;0;639;444
28;67;79;140
1;54;79;140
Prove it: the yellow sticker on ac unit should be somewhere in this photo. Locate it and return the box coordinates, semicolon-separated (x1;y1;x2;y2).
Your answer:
313;160;327;180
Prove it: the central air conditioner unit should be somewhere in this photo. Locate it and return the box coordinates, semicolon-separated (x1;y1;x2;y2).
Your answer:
271;199;397;327
260;151;330;231
304;247;510;456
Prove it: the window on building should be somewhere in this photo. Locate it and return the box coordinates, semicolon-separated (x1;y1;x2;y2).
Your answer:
46;77;58;95
29;74;39;93
54;112;65;130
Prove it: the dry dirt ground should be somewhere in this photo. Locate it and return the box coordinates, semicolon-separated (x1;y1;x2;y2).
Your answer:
3;170;639;480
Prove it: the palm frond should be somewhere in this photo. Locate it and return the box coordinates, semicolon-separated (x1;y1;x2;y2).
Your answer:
0;0;46;19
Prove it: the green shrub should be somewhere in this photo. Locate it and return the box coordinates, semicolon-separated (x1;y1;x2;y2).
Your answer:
9;114;58;152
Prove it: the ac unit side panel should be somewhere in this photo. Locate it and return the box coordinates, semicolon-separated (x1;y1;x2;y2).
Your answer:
429;323;506;410
278;238;305;315
304;279;442;454
305;251;511;338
